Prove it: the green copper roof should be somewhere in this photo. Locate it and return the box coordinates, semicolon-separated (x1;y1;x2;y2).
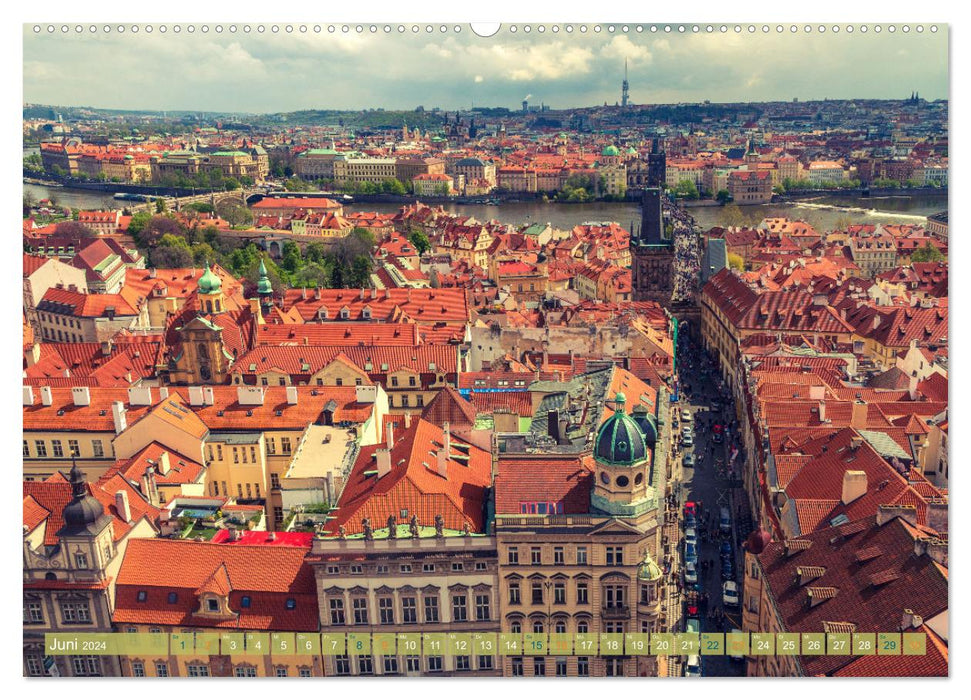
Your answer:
638;552;662;581
594;392;649;467
601;145;620;156
257;258;273;295
198;262;222;295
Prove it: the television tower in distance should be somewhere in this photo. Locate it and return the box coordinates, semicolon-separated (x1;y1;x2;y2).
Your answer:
621;59;630;108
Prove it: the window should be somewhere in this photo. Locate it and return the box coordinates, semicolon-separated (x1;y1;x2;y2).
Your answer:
605;585;626;609
422;563;435;573
509;582;521;605
275;666;288;677
402;596;417;623
507;547;519;564
73;656;101;676
511;658;524;677
451;562;464;572
531;547;542;565
577;657;590;677
266;437;276;455
299;668;312;678
510;620;522;633
391;376;399;387
240;596;251;608
553;547;564;565
234;666;257;677
35;441;47;457
555;619;567;634
154;662;168;677
379;597;394;624
233;447;239;464
606;546;624;565
383;656;399;675
24;602;44;624
452;594;468;622
423;595;439;623
350;564;363;574
532;620;544;634
531;582;544;605
280;437;292;454
250;446;257;463
352;598;368;625
286;598;296;610
554;582;566;605
358;655;374;675
577;619;589;633
400;564;412;574
329;598;345;625
533;657;546;676
136;590;147;602
61;601;91;623
427;656;443;673
475;562;488;571
23;440;29;457
274;506;283;523
406;656;421;673
605;658;624;677
25;655;43;677
168;592;178;604
576;547;588;565
68;440;80;457
478;655;494;671
335;656;351;676
377;565;388;574
207;598;219;612
556;658;567;677
455;655;470;672
217;445;223;461
475;594;491;621
52;440;63;458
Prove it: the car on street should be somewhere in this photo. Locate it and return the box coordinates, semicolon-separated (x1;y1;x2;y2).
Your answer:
684;542;699;565
683;453;695;468
684;655;702;677
681;425;693;437
683;561;698;585
719;540;733;559
683;434;694;447
684;527;698;548
722;581;740;608
683;502;697;517
719;507;732;533
720;557;734;581
685;513;697;530
681;409;692;422
712;432;723;444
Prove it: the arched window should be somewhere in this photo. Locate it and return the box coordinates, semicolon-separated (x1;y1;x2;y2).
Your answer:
576;618;589;634
554;619;567;634
510;620;522;634
532;620;544;634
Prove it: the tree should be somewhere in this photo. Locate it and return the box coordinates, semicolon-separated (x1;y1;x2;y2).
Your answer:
190;242;220;267
151;244;193;268
154;198;167;214
716;189;732;204
304;242;327;264
186;202;215;214
139;215;186;247
409;229;431;256
349;255;373;288
281;241;303;274
718;204;746;228
291;261;331;289
911;241;944;263
222;203;253;229
834;215;853;232
224;177;241;191
54;220;98;238
673;179;700;199
727;253;745;271
126;211;153;240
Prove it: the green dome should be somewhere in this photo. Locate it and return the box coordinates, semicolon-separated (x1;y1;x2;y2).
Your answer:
257;258;273;295
601;145;620;157
637;552;662;581
631;406;658;446
198;262;222;295
626;146;638;155
595;393;649;467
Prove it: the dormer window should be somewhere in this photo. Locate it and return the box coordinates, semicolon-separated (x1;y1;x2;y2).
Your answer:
167;592;178;604
362;306;372;320
340;307;350;320
74;552;89;569
318;308;328;320
241;596;251;608
206;598;219;612
137;591;147;602
286;598;297;610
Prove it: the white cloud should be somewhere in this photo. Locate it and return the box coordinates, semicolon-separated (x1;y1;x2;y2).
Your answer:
474;75;484;83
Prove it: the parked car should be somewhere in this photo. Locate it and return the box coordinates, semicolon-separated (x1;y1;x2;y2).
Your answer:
712;432;724;444
720;557;734;581
682;425;693;437
722;580;740;608
719;540;733;559
684;655;702;677
684;561;699;585
683;502;697;517
683;434;694;447
684;528;698;548
719;506;732;533
684;542;699;565
683;453;695;468
681;408;692;422
685;513;697;530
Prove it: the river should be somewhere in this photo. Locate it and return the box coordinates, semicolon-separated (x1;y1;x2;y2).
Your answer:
24;181;946;233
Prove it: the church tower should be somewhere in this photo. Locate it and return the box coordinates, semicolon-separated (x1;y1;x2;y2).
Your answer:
621;58;630;108
631;188;676;306
590;393;658;518
197;262;225;314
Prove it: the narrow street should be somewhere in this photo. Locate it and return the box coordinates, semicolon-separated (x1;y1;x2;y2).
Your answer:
667;330;748;677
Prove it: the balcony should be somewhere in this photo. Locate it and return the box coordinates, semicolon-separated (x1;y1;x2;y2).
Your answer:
601;604;630;619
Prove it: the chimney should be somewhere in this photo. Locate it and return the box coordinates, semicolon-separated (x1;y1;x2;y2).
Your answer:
188;386;205;406
100;339;114;355
72;386;91;406
148;267;157;279
159;387;169;400
114;490;131;523
203;386;215;406
926;499;947;535
817;400;826;422
404;412;412;429
112;400;128;434
841;470;867;505
127;386;153;406
908;373;919;400
386;421;394;449
900;609;924;632
376;447;392;478
158;451;171;476
851;400;868;429
267;531;277;541
876;504;918;527
314;287;322;300
355;385;377;404
236;386;265;406
286;386;299;405
63;368;71;378
442;422;451;460
436;445;448;478
23;386;34;406
40;386;53;406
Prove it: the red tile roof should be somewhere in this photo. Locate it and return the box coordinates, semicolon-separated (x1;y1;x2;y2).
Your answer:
495;455;593;514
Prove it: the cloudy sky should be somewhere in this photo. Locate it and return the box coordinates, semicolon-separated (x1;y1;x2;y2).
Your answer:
23;25;948;113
